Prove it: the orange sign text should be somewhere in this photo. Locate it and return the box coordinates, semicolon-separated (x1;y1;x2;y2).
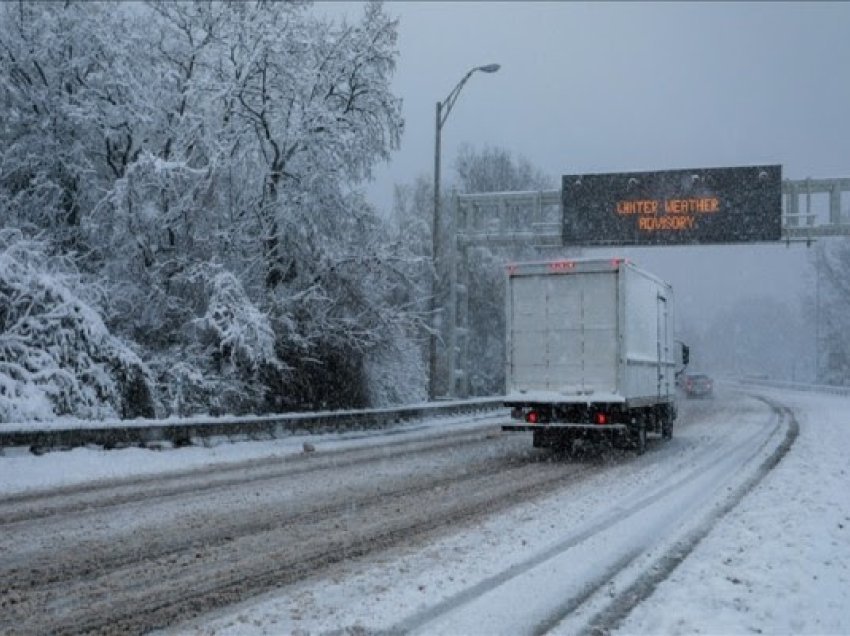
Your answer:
615;196;720;232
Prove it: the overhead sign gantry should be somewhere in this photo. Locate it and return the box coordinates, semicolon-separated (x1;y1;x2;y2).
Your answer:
442;169;850;398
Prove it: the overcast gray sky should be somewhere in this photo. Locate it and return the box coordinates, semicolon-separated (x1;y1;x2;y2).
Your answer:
358;2;849;202
325;1;850;375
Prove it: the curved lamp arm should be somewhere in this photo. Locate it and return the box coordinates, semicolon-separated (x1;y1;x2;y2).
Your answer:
438;64;500;129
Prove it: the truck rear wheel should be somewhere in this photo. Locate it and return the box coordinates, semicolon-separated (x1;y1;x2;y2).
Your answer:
555;432;575;453
533;430;546;448
661;404;675;440
632;424;647;455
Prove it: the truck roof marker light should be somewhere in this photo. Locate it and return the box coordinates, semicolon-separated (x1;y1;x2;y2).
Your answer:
611;258;623;267
526;411;539;424
549;260;575;273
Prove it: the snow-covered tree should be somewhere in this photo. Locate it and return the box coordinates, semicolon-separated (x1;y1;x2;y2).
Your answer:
455;144;552;195
0;229;154;422
268;192;428;408
388;176;436;383
0;1;423;416
150;266;283;416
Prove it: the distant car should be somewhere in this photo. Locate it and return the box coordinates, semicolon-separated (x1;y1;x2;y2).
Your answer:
682;373;713;398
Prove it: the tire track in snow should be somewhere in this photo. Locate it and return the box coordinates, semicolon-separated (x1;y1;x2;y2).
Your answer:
0;435;552;589
389;397;787;635
0;414;502;526
574;398;798;636
3;459;599;635
3;416;641;635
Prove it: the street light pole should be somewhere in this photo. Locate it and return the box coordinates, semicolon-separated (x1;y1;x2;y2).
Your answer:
429;64;500;400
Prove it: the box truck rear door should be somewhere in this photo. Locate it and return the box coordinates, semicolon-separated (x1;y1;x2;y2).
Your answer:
510;272;617;394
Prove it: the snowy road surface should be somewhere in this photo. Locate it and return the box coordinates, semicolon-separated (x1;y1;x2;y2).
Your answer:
1;387;848;635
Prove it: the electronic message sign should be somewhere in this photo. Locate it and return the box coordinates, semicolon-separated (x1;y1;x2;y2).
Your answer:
562;165;782;246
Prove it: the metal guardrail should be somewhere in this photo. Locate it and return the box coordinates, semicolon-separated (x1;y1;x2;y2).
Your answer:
736;377;850;397
0;398;507;453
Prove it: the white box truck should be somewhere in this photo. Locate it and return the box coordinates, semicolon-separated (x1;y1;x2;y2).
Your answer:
502;258;684;454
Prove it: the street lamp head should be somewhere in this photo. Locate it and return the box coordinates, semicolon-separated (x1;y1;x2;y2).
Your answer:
478;63;501;73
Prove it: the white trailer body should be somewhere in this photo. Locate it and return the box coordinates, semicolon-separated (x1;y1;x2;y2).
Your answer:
503;258;678;452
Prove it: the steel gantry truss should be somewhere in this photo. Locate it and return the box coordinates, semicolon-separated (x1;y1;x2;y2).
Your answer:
442;177;850;397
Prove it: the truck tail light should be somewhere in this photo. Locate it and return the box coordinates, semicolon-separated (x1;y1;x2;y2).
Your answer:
526;411;540;424
595;412;608;425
